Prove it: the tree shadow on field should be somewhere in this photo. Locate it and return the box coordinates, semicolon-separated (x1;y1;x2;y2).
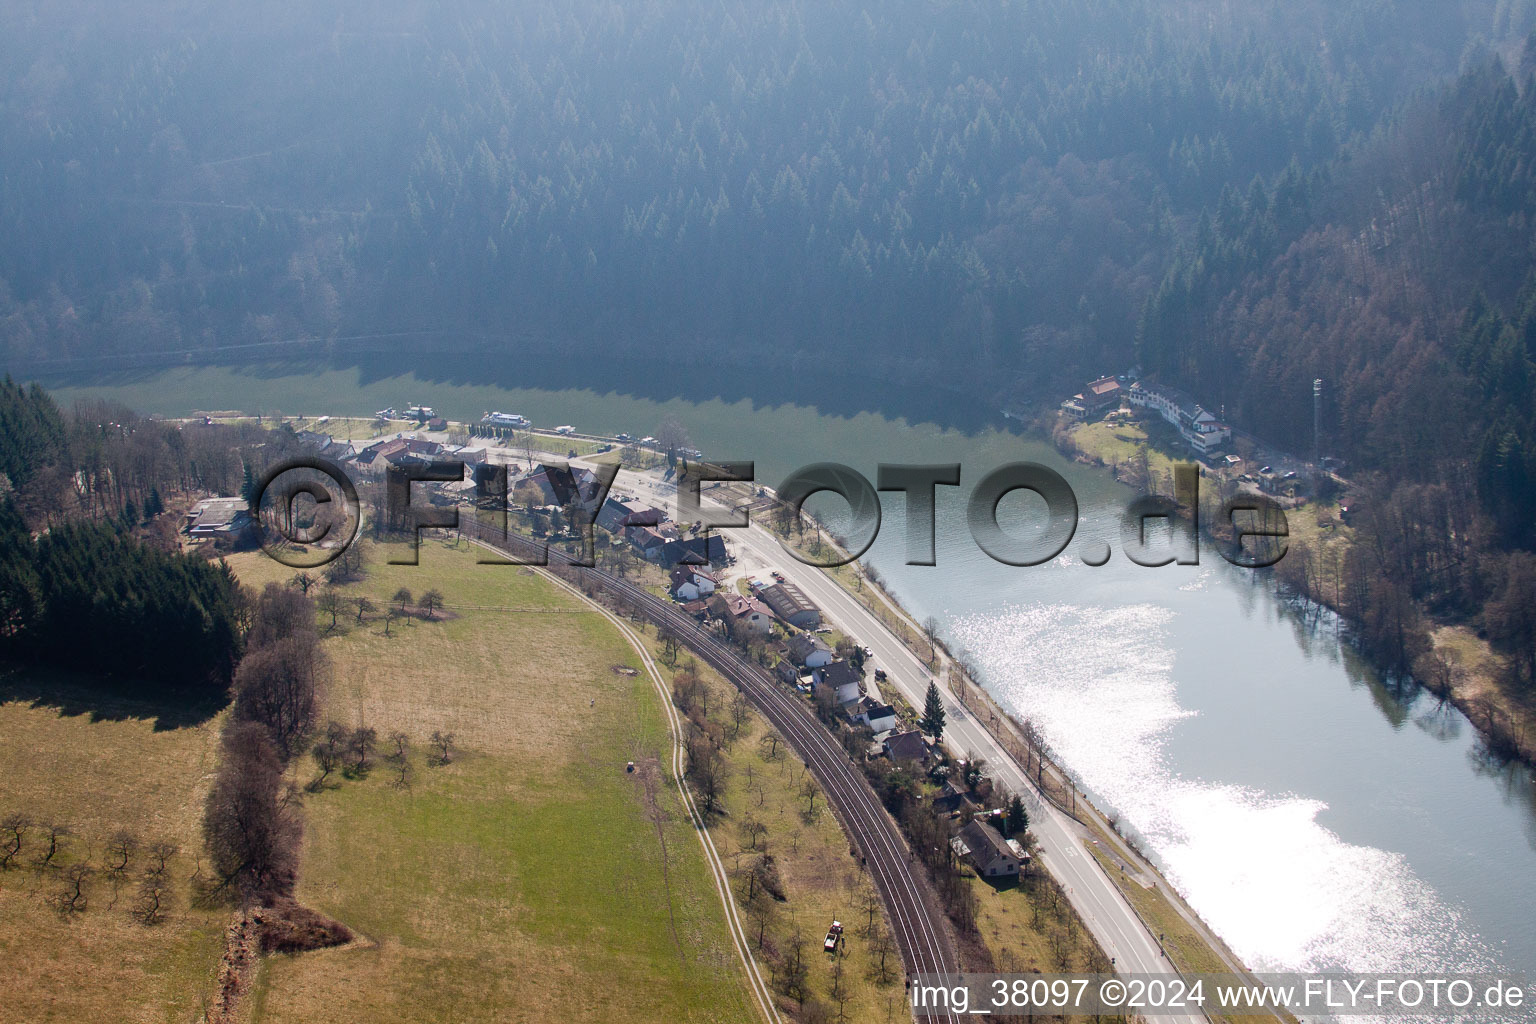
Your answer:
0;665;227;731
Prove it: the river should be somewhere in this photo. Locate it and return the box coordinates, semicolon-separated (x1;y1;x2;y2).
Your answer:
47;363;1536;988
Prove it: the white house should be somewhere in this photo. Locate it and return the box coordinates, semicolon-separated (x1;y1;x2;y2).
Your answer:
786;633;835;669
670;566;718;602
812;660;863;704
850;697;898;733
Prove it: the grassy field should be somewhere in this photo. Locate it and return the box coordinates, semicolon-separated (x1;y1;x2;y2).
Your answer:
1067;418;1179;480
663;647;909;1024
524;431;613;457
0;673;230;1023
224;538;759;1024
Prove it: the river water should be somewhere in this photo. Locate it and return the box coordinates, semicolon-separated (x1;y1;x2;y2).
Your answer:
49;364;1536;986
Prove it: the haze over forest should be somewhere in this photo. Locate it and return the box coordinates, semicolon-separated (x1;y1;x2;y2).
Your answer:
4;0;1536;533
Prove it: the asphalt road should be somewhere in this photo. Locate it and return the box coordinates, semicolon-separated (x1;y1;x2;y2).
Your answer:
619;471;1207;1024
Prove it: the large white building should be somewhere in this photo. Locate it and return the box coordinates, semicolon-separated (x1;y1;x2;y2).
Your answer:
1127;381;1232;455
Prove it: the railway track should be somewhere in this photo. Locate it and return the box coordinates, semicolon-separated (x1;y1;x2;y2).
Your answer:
459;520;961;1021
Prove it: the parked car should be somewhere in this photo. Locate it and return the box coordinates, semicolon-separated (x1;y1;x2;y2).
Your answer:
617;432;632;441
1259;464;1273;474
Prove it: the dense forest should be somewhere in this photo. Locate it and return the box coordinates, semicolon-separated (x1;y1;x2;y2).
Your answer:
0;379;314;699
1;0;1525;389
0;499;243;697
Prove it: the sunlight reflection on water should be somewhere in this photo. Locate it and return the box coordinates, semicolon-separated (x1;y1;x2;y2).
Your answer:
948;603;1504;978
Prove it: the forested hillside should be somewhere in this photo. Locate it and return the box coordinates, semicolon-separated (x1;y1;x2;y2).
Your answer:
1141;43;1536;502
2;0;1521;388
1132;37;1536;715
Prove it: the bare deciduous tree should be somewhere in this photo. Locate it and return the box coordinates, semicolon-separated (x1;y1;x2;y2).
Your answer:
310;721;349;789
0;815;27;870
348;726;378;774
746;884;775;948
870;925;898;983
136;866;170;925
921;615;940;662
316;590;343;631
800;774;820;816
387;730;410;761
429;730;456;765
686;733;727;814
740;816;767;852
56;862;93;915
781;927;810;1003
147;841;178;876
107;830;138;874
728;690;750;741
38;822;69;870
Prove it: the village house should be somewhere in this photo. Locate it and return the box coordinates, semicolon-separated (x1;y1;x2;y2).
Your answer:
1082;375;1122;412
933;779;976;814
349;438;410;474
709;593;773;636
812;659;863;704
1059;374;1123;421
786;632;834;669
294;429;332;449
519;464;605;517
661;534;728;567
669;565;718;602
775;659;802;685
596;496;664;534
757;581;822;629
318;440;355;461
951;819;1024;879
626;525;671;561
849;697;897;733
881;729;930;765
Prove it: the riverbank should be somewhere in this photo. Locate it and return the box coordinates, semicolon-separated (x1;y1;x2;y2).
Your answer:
1052;411;1536;773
